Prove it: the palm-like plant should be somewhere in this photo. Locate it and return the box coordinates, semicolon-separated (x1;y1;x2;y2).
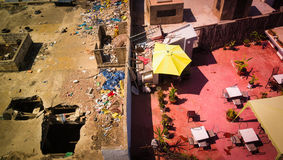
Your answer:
169;87;177;103
234;57;252;75
249;75;258;85
250;31;265;45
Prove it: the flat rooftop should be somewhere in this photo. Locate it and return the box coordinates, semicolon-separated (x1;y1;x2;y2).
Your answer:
132;42;283;159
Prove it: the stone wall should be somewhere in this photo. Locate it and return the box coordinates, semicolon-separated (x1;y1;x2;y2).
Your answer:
194;11;283;50
0;33;32;71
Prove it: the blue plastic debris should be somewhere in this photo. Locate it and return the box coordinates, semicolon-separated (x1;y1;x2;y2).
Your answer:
115;1;122;6
78;23;86;27
111;18;121;22
101;70;125;91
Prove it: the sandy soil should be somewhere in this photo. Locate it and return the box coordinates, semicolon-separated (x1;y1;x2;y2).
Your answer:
0;2;125;160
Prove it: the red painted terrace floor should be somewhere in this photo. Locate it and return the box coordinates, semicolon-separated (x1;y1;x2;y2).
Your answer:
131;43;283;160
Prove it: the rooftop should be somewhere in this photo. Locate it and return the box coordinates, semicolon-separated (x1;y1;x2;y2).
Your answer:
132;42;283;159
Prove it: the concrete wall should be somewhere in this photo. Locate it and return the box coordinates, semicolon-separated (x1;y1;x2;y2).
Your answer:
94;24;127;68
146;0;183;25
0;33;32;71
194;11;283;50
213;0;252;20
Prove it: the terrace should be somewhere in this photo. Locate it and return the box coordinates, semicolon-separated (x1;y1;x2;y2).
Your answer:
131;42;283;159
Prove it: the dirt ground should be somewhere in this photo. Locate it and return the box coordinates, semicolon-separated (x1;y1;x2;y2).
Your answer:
0;2;126;160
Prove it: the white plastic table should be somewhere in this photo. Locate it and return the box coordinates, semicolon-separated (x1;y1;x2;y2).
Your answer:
191;126;209;141
226;86;242;98
239;128;259;143
273;74;283;84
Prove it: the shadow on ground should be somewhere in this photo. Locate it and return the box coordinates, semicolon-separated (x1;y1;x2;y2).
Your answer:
191;48;217;66
183;9;197;23
249;6;262;16
177;67;208;95
20;43;42;71
130;94;155;160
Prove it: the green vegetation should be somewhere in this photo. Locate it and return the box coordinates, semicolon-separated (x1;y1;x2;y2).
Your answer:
226;109;238;121
243;39;251;47
249;74;258;85
169;87;177;103
234;57;252;76
261;92;268;99
158;90;166;111
250;31;265;45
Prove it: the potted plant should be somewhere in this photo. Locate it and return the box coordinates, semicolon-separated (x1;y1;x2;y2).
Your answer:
226;109;238;122
234;58;252;76
162;114;173;128
250;31;264;45
228;40;237;51
223;43;228;50
261;92;268;99
169;87;177;103
154;127;169;152
158;90;166;111
248;75;258;88
243;39;251;47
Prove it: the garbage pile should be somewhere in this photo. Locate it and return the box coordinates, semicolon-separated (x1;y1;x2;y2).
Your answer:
93;69;125;135
75;0;129;37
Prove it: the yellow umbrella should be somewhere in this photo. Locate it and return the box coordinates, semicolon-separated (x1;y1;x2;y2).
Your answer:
152;43;192;76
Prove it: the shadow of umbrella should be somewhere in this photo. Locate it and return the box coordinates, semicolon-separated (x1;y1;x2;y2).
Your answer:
177;67;208;95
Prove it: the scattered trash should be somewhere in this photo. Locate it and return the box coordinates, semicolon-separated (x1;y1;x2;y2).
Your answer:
68;92;73;96
27;70;33;73
34;10;41;15
42;80;48;83
86;87;94;98
89;56;95;60
61;27;68;33
101;69;125;91
50;41;56;46
73;80;79;83
37;69;42;73
24;26;33;32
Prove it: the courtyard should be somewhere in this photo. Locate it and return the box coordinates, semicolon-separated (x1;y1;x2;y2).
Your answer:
132;42;283;160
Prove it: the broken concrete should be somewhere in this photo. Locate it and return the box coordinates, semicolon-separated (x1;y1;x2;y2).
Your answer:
0;33;33;71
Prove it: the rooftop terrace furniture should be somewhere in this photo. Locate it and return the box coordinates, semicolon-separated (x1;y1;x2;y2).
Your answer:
187;110;198;122
245;143;258;154
239;128;259;143
191;126;209;141
198;141;208;148
232;99;242;106
226;86;243;98
265;67;279;89
273;74;283;85
231;135;242;146
207;130;216;138
188;137;198;148
223;92;229;99
241;91;249;100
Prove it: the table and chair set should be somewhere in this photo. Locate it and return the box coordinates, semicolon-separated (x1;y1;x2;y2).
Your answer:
188;126;216;150
188;126;261;154
231;128;261;154
223;85;249;107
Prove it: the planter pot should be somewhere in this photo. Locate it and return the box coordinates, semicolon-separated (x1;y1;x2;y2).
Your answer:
244;44;250;47
169;99;177;104
247;83;253;89
226;116;235;122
